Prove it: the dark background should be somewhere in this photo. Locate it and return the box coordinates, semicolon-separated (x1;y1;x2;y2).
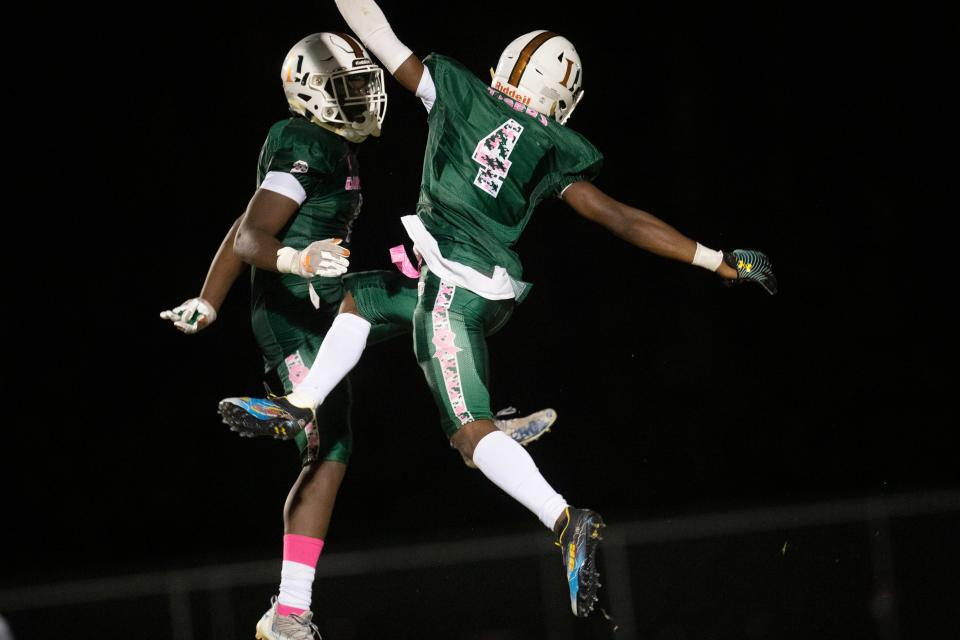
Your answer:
3;1;956;638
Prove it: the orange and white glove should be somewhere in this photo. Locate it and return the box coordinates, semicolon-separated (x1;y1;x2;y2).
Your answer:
159;297;217;334
276;238;350;278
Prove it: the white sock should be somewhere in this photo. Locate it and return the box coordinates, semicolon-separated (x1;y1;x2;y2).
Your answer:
471;430;569;531
288;313;371;409
277;560;315;612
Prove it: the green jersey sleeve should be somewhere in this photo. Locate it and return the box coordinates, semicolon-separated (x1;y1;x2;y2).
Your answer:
253;118;363;250
545;125;603;197
257;119;339;198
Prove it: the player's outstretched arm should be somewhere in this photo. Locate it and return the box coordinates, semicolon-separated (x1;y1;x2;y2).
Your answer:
562;181;778;293
562;180;777;294
334;0;425;94
562;181;738;275
159;214;246;334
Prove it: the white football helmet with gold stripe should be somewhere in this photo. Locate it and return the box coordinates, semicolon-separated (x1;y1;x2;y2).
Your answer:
491;30;584;125
281;32;388;143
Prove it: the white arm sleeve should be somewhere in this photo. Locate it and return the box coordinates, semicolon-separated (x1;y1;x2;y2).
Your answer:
260;171;307;205
334;0;413;74
416;66;436;113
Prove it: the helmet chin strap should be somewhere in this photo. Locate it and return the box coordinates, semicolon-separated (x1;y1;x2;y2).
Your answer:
351;112;382;139
308;112;380;143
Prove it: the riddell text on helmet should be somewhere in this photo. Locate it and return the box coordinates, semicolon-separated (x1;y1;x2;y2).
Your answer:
493;81;532;105
487;87;550;127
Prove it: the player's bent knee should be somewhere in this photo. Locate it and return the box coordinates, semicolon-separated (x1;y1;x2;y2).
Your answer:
338;292;360;315
450;420;497;462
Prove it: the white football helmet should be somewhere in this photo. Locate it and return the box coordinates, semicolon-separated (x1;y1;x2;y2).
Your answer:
281;32;387;143
491;30;584;125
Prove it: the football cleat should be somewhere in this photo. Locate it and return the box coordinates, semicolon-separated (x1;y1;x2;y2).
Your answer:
496;407;557;446
459;407;558;469
218;395;314;441
557;507;605;617
255;597;320;640
723;249;778;295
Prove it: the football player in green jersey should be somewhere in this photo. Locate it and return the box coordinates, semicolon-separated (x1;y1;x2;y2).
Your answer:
218;0;778;619
160;32;384;640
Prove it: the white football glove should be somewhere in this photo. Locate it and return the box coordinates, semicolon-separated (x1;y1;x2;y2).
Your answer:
276;238;350;278
159;297;217;334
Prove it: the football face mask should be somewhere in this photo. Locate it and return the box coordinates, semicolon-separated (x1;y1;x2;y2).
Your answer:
328;68;387;128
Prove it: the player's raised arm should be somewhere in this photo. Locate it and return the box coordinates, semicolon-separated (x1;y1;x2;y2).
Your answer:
562;180;778;293
333;0;426;95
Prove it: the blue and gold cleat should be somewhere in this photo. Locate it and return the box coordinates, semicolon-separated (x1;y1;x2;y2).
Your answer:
218;395;314;441
557;506;605;617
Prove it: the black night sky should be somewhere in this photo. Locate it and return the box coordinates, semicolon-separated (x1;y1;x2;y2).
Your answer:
3;1;957;638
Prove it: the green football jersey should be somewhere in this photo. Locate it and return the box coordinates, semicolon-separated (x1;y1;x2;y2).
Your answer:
256;117;362;247
251;117;362;305
417;54;603;283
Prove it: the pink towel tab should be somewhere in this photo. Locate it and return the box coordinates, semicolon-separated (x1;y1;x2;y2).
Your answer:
390;244;421;279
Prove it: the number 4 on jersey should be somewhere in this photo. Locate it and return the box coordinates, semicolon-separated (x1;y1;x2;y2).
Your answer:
473;119;524;197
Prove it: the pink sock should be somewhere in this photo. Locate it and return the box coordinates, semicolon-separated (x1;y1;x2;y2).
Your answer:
277;534;325;616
